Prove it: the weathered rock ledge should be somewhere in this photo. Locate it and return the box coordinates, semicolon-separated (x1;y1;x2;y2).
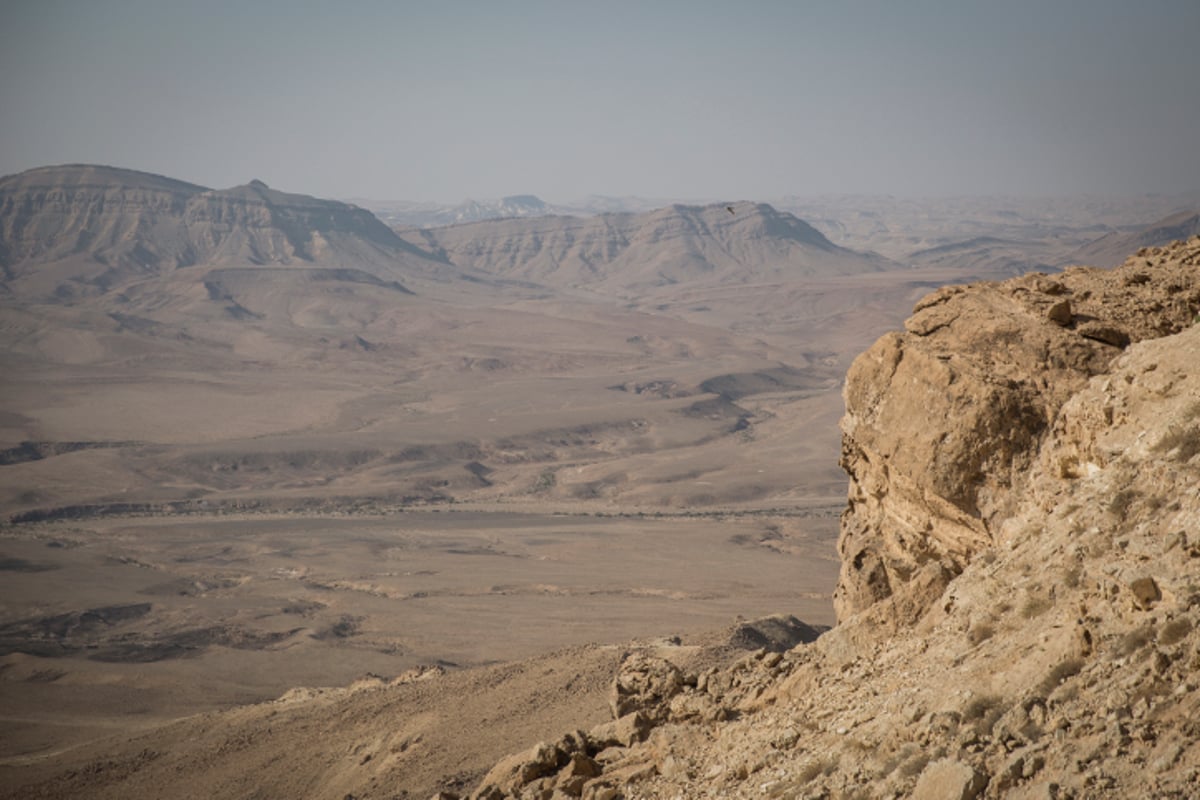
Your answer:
836;236;1200;628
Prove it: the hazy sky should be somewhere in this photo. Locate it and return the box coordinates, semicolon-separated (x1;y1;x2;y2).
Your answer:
2;0;1198;202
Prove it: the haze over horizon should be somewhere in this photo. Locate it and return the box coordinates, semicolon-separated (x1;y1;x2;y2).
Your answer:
2;0;1199;203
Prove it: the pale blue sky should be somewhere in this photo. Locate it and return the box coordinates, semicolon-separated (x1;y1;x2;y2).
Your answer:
2;0;1198;202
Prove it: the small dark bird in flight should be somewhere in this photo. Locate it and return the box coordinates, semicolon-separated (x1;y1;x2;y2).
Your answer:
726;205;735;214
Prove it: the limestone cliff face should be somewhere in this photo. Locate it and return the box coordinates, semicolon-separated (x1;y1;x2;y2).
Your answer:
835;236;1200;627
0;164;200;271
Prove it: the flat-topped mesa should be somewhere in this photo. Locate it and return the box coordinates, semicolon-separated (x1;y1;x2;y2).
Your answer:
0;164;428;300
835;235;1200;629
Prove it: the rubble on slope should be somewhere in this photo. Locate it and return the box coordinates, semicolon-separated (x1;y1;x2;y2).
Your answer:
461;237;1200;800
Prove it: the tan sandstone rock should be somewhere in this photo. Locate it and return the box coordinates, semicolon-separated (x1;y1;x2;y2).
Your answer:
609;653;686;722
912;758;989;800
836;236;1200;628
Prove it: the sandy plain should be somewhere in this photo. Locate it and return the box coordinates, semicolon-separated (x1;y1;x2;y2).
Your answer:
0;509;838;759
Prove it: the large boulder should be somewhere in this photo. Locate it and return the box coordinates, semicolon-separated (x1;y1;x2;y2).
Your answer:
609;652;686;722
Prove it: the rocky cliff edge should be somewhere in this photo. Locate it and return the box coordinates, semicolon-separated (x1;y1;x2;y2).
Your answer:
464;237;1200;799
836;236;1200;630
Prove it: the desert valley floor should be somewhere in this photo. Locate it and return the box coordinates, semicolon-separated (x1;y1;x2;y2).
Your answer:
0;507;839;761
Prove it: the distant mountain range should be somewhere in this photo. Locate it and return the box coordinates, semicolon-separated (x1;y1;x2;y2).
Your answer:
359;191;1200;280
397;201;898;292
6;164;1193;308
0;164;443;301
358;194;554;228
0;166;908;302
1069;209;1200;268
354;194;680;228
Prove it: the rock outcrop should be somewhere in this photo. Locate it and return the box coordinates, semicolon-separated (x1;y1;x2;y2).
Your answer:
462;237;1200;799
836;236;1200;628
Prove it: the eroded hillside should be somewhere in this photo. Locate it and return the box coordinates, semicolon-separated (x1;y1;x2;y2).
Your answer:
0;164;439;301
397;202;897;293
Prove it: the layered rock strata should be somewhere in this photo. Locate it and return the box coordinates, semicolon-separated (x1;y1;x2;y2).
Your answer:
835;236;1200;628
397;202;897;291
0;164;426;298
